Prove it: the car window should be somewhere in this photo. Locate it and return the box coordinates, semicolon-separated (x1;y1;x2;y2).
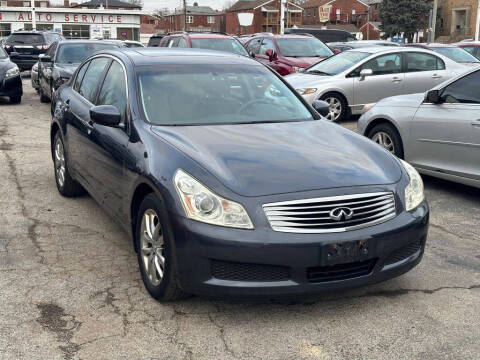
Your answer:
137;64;314;126
190;38;249;56
432;47;480;63
177;37;188;48
74;61;89;92
441;70;480;104
168;37;180;48
78;57;110;103
308;50;371;75
6;33;45;45
462;46;475;54
46;42;58;57
406;52;445;72
159;37;170;47
97;61;127;120
361;53;402;75
276;38;333;57
55;43;118;64
259;38;275;55
246;38;262;54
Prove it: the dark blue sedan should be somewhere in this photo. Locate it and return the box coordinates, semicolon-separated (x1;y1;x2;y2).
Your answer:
50;48;429;301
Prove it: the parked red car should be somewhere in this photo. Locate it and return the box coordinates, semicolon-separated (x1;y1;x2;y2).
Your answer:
456;42;480;60
158;32;249;56
244;34;333;76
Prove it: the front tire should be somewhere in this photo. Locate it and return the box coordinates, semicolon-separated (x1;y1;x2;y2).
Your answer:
368;123;404;159
320;92;347;122
135;194;186;301
53;131;84;197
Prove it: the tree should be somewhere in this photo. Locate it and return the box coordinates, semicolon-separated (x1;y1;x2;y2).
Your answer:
379;0;430;43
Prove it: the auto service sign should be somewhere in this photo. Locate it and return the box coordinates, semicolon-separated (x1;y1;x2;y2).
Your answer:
318;5;332;23
0;11;133;24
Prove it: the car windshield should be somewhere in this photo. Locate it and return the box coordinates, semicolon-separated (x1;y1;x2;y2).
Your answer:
55;43;118;64
306;51;371;75
190;38;249;56
137;64;314;126
276;38;333;57
432;47;480;63
6;33;44;45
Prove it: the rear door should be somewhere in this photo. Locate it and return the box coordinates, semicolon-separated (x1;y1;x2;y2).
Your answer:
352;52;405;107
407;69;480;181
403;51;449;93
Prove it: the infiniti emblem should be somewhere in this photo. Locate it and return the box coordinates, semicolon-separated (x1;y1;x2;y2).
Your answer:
329;207;354;221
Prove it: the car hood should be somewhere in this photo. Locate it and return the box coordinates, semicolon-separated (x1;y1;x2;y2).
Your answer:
286;72;337;88
376;92;425;108
151;121;402;197
54;63;78;78
284;56;325;68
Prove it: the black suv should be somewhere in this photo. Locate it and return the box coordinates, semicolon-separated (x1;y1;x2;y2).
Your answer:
4;30;64;70
147;34;164;47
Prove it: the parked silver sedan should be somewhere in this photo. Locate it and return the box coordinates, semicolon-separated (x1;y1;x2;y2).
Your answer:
286;47;468;121
358;67;480;189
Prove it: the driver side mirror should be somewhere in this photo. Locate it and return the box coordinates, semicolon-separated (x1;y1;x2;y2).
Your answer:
360;68;373;80
312;100;330;118
265;49;277;62
425;89;443;104
90;105;122;127
40;55;52;63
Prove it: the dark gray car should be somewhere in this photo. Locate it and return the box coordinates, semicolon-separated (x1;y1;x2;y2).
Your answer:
358;67;480;189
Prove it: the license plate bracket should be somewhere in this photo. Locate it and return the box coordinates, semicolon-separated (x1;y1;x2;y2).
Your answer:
321;240;372;265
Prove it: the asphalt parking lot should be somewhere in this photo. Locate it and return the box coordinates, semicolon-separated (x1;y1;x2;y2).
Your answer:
0;77;479;360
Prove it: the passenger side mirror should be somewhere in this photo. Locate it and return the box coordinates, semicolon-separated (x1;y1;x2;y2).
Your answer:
360;68;373;80
249;51;256;58
425;89;443;104
40;55;52;63
9;52;19;58
265;49;277;62
312;100;330;118
90;105;122;127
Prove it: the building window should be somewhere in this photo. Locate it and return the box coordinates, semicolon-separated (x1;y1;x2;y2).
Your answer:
1;1;7;7
336;8;340;21
24;23;53;31
40;1;47;6
62;24;90;39
23;1;30;6
307;9;311;17
207;16;215;24
352;9;356;15
0;23;11;37
186;15;194;24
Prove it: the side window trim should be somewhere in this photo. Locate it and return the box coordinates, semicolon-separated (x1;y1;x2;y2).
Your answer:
73;60;90;93
76;57;112;106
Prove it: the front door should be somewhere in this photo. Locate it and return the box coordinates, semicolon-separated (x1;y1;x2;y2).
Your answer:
353;53;405;108
407;70;480;182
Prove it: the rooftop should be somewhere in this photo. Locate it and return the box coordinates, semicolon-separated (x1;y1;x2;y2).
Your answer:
71;0;141;9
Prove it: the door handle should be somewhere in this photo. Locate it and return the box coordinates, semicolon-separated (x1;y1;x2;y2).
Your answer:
392;77;402;82
471;120;480;128
431;74;442;79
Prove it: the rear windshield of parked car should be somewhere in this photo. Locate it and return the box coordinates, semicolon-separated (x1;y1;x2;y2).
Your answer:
276;38;333;57
306;51;371;75
431;47;480;63
137;64;314;126
56;43;118;64
6;33;44;45
189;38;249;56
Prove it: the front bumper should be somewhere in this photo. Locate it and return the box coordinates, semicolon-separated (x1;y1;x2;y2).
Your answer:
169;201;429;298
0;75;23;97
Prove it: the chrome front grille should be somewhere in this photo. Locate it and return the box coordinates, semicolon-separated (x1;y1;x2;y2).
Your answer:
263;192;396;233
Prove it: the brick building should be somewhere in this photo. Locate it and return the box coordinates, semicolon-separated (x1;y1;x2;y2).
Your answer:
157;3;224;34
226;0;303;35
437;0;479;41
71;0;141;10
301;0;382;38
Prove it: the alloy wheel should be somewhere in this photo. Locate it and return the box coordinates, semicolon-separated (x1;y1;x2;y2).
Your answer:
54;137;66;188
140;209;165;286
372;132;395;153
324;97;342;121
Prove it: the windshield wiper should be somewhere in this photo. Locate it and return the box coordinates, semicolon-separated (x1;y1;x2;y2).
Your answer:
306;70;331;76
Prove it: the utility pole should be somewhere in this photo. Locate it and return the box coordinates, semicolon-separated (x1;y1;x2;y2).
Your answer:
475;0;480;41
431;0;438;42
183;0;187;31
105;0;108;9
31;0;36;31
280;0;285;34
366;7;370;40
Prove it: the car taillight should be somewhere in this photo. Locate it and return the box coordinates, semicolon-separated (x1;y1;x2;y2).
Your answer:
36;45;50;50
4;45;11;50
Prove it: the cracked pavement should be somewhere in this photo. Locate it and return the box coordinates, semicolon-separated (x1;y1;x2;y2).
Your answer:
0;78;479;360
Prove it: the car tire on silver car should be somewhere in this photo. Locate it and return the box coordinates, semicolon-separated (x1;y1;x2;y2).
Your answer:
135;194;187;301
368;123;404;159
320;92;347;122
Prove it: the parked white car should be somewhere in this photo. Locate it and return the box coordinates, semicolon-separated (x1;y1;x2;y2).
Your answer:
286;47;468;121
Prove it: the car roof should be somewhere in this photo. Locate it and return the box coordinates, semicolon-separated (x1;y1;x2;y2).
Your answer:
57;40;119;45
100;48;259;66
167;32;236;39
10;31;50;35
408;43;457;48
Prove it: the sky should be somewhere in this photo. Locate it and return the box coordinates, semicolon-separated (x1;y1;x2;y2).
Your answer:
141;0;230;11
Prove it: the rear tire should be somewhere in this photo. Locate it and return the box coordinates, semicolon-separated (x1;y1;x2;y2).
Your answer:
320;92;347;122
52;131;85;197
9;96;21;104
135;193;187;302
368;123;404;159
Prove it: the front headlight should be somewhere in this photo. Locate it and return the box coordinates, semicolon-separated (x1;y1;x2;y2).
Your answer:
32;63;38;72
296;88;317;95
362;103;376;113
5;66;19;78
401;160;424;211
174;169;253;229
